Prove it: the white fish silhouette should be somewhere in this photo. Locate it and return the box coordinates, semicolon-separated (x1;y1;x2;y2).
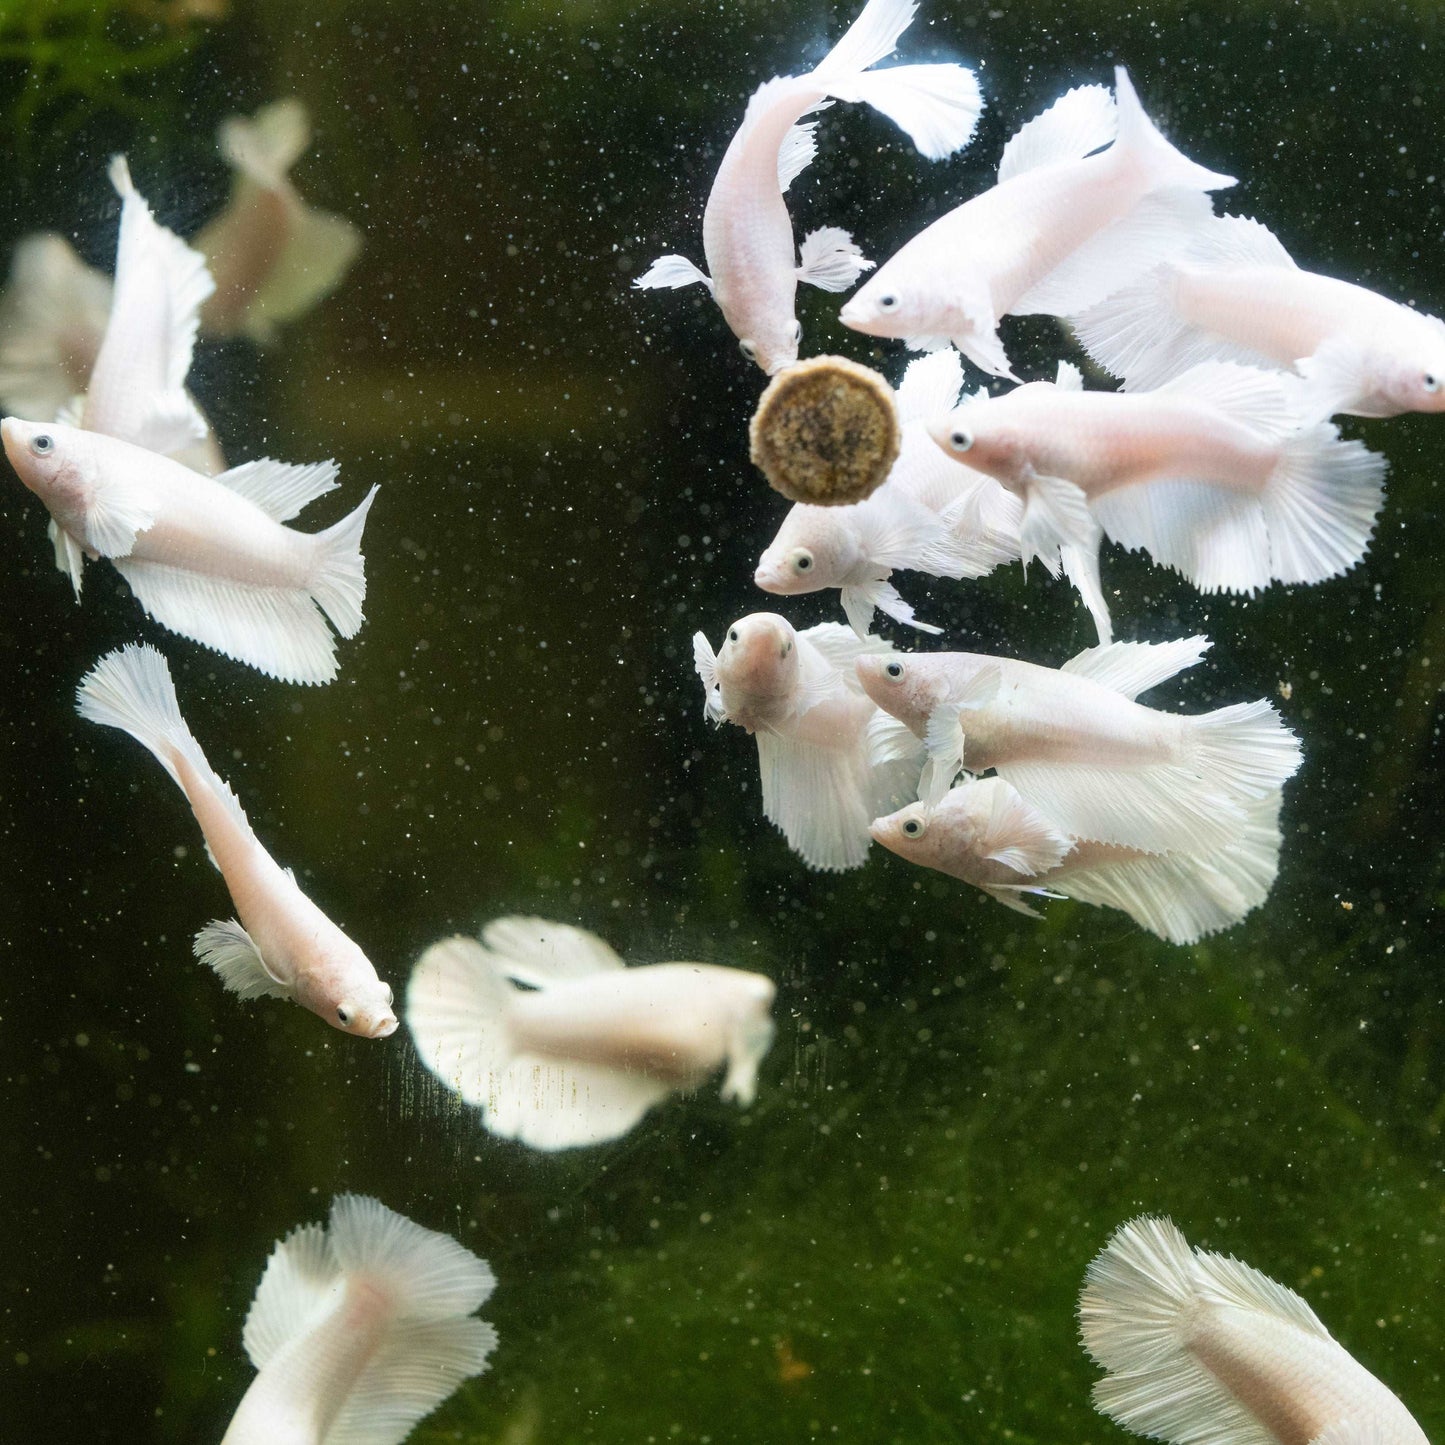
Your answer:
3;416;375;684
854;636;1301;855
840;67;1233;380
1081;1217;1430;1445
221;1194;496;1445
76;645;397;1038
406;917;777;1151
932;360;1386;617
694;613;924;871
635;0;982;375
196;98;363;344
1074;214;1445;421
871;775;1281;944
754;349;1022;636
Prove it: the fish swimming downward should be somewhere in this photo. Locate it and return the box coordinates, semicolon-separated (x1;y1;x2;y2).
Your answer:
754;348;1023;636
932;360;1386;618
694;613;925;870
76;645;397;1038
855;636;1301;856
3;414;376;684
221;1194;496;1445
840;67;1233;380
406;917;777;1151
635;0;982;375
871;775;1281;944
195;98;364;344
1080;1216;1430;1445
1074;213;1445;421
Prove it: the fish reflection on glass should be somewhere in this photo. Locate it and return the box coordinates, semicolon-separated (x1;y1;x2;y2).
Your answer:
694;613;924;871
2;416;376;684
1081;1217;1430;1445
839;68;1233;381
196;98;363;344
221;1194;496;1445
931;360;1386;616
871;776;1281;944
406;917;777;1151
1075;213;1445;422
634;0;982;375
855;637;1300;857
76;645;397;1038
754;349;1022;636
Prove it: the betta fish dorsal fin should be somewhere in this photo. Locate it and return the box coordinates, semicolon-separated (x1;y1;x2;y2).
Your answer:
996;83;1117;184
241;1219;337;1368
894;347;964;425
480;916;626;990
216;457;341;522
1061;636;1211;700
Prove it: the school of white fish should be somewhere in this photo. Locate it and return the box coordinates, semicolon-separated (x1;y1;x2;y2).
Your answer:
4;0;1434;1439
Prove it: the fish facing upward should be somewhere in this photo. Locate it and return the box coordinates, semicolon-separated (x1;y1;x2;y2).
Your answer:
407;917;778;1151
931;360;1387;611
634;0;982;375
854;636;1302;856
1074;213;1445;421
839;67;1234;381
754;349;1022;637
221;1194;496;1445
76;645;397;1039
196;98;363;344
694;613;925;871
871;775;1282;945
2;417;375;684
1080;1217;1430;1445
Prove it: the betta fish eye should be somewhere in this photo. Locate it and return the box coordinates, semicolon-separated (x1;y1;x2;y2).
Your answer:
29;433;54;457
728;627;740;643
901;816;926;838
884;660;904;680
336;1004;351;1026
383;984;394;1006
793;549;813;572
790;320;802;344
1425;373;1441;393
879;294;899;311
949;427;974;453
739;339;758;362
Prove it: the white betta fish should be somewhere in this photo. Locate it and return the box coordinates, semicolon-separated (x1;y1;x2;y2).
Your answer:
855;636;1301;856
196;98;363;344
77;645;397;1038
1074;214;1445;421
932;360;1386;610
221;1194;496;1445
840;68;1233;380
1081;1217;1430;1445
755;349;1022;636
694;613;925;870
407;917;777;1151
3;417;375;684
871;776;1281;944
635;0;982;375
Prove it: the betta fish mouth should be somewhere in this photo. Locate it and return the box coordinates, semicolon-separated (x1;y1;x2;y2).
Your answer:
369;1015;399;1040
0;415;26;467
752;563;790;595
867;818;888;844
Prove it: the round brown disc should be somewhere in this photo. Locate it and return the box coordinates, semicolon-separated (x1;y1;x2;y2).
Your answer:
748;354;900;507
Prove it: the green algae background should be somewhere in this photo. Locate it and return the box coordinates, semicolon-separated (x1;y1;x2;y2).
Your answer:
0;0;1442;1441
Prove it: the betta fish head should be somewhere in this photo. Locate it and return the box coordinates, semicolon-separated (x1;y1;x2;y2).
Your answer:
718;972;777;1106
714;612;801;706
1372;315;1445;415
853;651;947;736
738;314;803;378
754;506;856;595
928;396;1025;486
298;941;398;1040
1;417;96;533
868;800;940;862
839;270;932;342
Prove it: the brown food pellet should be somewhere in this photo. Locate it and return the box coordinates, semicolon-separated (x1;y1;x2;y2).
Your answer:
749;354;900;506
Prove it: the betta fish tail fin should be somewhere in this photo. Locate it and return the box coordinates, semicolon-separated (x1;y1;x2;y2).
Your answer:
309;483;379;639
1111;67;1235;197
239;1195;496;1445
1185;697;1302;803
218;98;312;191
812;0;983;161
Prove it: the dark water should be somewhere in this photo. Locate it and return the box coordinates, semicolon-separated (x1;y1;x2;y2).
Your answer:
1;1;1442;1441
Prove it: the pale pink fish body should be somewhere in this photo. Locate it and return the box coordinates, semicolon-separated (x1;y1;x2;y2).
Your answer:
755;348;1022;635
1082;1217;1430;1445
933;361;1387;598
840;68;1233;380
635;0;982;374
406;919;777;1150
1074;214;1445;418
871;775;1281;944
3;417;374;684
223;1195;495;1445
76;646;397;1038
693;613;924;870
854;637;1300;855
